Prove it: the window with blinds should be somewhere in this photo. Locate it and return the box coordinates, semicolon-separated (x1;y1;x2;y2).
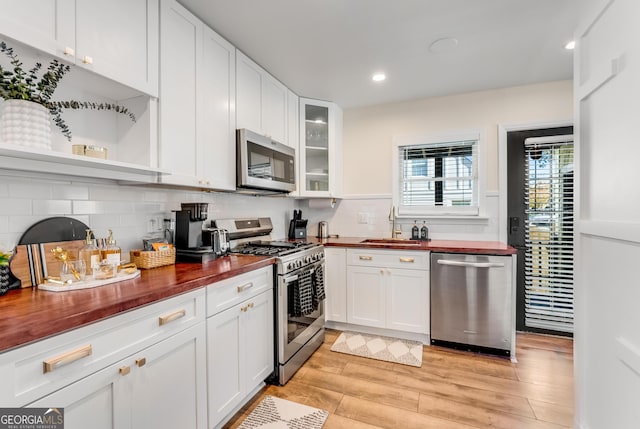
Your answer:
396;139;479;216
524;136;574;333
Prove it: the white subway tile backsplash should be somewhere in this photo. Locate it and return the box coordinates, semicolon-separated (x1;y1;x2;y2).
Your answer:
0;183;8;197
0;199;31;215
52;185;89;200
73;201;135;214
32;200;73;215
89;214;121;229
0;216;8;233
89;185;139;201
8;180;52;200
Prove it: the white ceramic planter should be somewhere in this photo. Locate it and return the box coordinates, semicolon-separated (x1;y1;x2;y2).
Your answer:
0;99;52;150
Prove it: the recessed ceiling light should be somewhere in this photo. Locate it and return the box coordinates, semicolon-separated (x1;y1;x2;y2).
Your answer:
372;73;386;82
565;41;576;50
429;37;459;53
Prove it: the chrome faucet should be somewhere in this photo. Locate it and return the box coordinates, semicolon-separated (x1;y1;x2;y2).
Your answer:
389;205;402;238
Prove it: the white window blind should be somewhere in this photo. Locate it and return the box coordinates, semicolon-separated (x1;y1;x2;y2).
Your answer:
397;139;478;216
524;135;574;333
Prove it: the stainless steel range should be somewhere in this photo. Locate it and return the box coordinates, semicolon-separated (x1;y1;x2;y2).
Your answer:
214;217;325;385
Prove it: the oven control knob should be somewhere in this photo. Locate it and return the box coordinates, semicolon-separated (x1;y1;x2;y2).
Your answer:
304;256;311;264
287;263;293;270
297;260;303;268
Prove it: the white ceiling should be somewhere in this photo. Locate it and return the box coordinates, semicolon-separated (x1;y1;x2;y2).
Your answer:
178;0;581;109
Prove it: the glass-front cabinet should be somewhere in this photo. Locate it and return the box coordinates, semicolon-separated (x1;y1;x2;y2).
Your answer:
299;98;343;197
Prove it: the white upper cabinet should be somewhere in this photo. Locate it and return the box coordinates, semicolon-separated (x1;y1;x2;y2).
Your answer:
236;50;288;145
158;0;236;191
198;26;236;191
75;0;159;97
286;89;299;150
299;97;343;197
0;0;75;58
0;0;159;97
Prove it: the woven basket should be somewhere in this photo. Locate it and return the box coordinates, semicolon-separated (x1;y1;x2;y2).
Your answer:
130;248;176;269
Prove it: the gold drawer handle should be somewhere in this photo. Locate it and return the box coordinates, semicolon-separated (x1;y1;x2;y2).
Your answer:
237;282;254;293
359;255;373;261
119;365;131;376
158;309;186;326
248;302;254;309
43;344;92;373
135;357;146;367
399;257;415;263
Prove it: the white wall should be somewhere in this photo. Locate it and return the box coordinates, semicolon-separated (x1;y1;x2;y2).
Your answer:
574;0;640;428
312;81;573;240
0;170;298;254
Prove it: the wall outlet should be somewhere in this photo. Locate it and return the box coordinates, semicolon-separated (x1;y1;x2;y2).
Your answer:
357;212;369;224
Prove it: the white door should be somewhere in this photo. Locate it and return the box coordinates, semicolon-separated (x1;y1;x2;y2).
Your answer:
325;248;347;323
386;268;429;334
0;0;74;58
261;74;287;143
130;324;207;429
235;52;262;133
574;0;640;427
28;359;129;429
159;0;200;184
199;26;236;190
75;0;158;96
207;303;243;427
347;266;385;328
243;290;274;389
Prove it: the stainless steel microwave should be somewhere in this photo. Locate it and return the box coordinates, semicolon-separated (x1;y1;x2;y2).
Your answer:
237;129;296;193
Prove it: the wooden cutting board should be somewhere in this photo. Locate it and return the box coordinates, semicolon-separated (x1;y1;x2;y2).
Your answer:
10;241;85;287
9;217;91;288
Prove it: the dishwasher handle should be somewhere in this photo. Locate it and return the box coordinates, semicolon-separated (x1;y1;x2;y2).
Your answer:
436;259;505;269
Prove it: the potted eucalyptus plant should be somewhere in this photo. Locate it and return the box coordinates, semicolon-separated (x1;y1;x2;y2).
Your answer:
0;40;136;150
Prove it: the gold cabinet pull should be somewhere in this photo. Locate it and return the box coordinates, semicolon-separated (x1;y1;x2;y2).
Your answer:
119;366;131;376
399;257;415;263
359;255;373;261
240;305;248;312
135;357;146;367
43;344;92;373
237;282;254;293
158;309;186;326
247;302;254;309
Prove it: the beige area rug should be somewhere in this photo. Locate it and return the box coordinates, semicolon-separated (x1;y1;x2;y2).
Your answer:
330;331;423;367
238;395;329;429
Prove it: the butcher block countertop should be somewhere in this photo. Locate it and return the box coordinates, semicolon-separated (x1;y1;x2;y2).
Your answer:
309;236;517;255
0;255;275;353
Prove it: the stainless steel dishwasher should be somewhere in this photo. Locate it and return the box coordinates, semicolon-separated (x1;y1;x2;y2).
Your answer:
430;252;514;356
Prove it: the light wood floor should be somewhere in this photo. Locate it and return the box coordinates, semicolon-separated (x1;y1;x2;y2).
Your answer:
223;330;574;429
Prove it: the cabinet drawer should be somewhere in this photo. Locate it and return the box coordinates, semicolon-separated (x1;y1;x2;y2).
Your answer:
347;249;429;270
206;266;273;316
0;289;205;406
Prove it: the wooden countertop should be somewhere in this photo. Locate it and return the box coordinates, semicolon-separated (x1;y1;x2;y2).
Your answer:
309;237;517;255
0;255;275;353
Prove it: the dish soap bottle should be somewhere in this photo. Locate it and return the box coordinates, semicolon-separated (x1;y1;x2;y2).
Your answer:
411;221;419;240
101;229;121;265
420;221;429;241
79;229;101;275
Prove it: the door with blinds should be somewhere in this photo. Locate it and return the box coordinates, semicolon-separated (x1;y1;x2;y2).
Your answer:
506;126;574;335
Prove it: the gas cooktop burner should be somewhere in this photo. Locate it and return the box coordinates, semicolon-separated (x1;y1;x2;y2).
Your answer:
232;240;317;257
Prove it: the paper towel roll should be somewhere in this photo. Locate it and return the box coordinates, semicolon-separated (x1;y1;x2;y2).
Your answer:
308;198;336;209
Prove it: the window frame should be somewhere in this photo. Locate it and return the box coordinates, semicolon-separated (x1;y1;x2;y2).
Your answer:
392;131;484;217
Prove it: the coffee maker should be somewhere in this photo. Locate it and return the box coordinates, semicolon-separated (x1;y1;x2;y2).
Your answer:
175;203;216;262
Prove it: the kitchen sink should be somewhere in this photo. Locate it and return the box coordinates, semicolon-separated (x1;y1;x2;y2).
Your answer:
360;238;423;245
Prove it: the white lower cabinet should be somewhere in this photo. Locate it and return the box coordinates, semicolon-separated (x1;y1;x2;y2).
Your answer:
206;266;274;428
325;247;347;323
28;324;207;429
346;249;430;335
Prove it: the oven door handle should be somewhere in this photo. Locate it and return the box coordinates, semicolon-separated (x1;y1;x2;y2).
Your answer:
283;274;299;283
